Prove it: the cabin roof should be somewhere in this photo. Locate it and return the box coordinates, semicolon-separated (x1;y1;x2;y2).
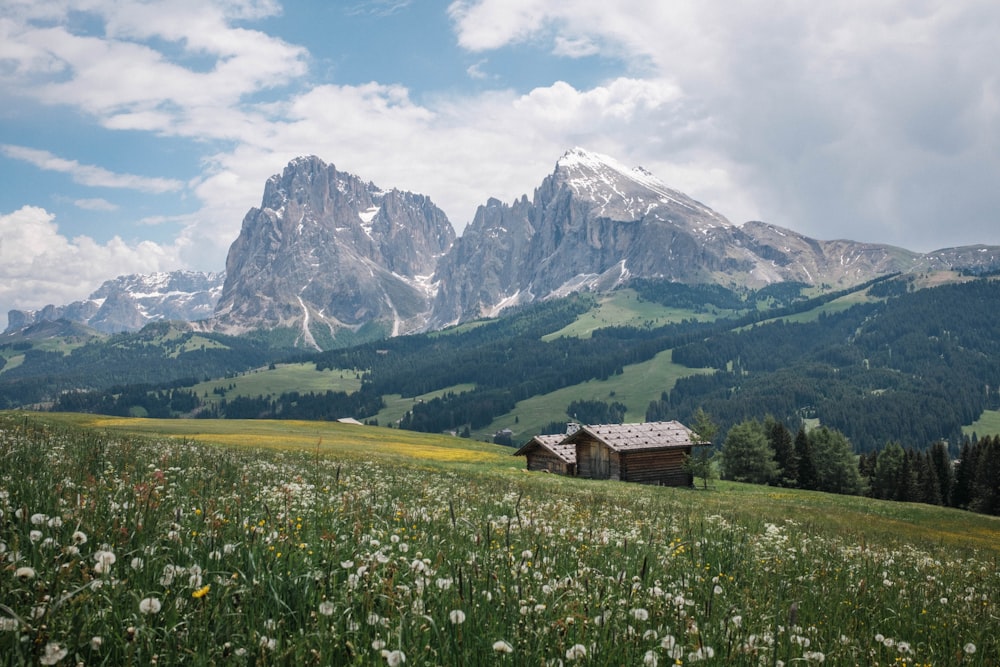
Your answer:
571;420;707;452
514;434;577;464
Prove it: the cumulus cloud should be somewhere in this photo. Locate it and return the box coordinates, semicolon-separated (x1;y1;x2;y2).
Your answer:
3;0;306;139
0;206;182;327
447;0;1000;250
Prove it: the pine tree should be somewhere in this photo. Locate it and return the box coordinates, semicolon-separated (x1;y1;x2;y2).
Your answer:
871;442;905;500
952;440;977;509
721;419;779;485
794;427;817;490
684;408;719;490
929;441;954;506
765;416;797;487
917;451;943;505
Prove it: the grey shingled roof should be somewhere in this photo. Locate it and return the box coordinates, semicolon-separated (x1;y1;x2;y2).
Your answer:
514;434;577;463
577;421;704;452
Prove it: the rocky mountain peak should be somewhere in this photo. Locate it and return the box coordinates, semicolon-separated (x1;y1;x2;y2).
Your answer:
211;156;455;347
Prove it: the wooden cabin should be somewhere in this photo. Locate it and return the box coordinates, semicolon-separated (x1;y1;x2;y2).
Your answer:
567;421;707;486
513;434;577;475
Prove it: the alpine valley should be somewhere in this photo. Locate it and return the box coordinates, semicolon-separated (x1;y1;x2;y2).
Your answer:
4;149;1000;453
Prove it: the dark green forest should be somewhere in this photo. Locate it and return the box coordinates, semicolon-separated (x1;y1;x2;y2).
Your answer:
5;276;1000;463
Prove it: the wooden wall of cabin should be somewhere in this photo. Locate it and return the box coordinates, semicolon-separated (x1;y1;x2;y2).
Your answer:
620;447;692;486
576;436;620;480
526;451;569;475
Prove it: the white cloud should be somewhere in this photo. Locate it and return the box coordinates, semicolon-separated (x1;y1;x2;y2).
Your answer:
0;206;182;327
445;0;1000;251
3;1;306;139
466;59;490;80
1;145;183;193
553;35;599;58
74;198;118;211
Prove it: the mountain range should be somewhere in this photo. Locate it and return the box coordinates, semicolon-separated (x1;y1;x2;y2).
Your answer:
7;149;1000;345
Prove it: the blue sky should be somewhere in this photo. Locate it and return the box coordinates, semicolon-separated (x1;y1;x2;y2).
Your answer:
2;0;1000;325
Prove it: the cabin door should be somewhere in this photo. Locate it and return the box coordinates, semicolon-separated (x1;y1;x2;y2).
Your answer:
595;445;610;479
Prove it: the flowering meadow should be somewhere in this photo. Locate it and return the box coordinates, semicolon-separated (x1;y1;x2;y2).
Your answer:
1;414;998;665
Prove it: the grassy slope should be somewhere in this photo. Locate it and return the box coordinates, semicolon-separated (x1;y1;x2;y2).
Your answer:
38;412;513;470
542;288;722;340
28;411;1000;556
190;363;364;404
965;409;1000;438
370;383;477;427
478;349;713;442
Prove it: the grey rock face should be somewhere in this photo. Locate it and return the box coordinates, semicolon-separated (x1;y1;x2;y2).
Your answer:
212;156;455;346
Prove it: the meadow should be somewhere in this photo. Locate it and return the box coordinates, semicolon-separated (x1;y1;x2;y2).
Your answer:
1;413;998;665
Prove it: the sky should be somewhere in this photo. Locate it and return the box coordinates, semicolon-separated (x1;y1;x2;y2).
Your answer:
2;0;999;327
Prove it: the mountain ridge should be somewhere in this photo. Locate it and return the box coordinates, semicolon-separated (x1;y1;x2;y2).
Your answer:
7;149;1000;344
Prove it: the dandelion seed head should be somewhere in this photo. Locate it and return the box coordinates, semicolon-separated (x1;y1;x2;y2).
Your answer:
319;601;335;616
14;566;36;580
139;597;162;615
449;609;466;624
381;649;406;666
492;640;514;654
565;643;587;660
964;643;976;655
38;642;67;665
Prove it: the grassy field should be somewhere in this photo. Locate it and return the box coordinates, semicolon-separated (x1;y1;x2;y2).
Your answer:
480;349;713;441
190;363;364;405
964;409;1000;438
1;412;997;665
543;289;721;340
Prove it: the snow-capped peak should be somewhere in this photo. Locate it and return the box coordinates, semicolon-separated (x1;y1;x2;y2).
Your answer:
554;147;731;226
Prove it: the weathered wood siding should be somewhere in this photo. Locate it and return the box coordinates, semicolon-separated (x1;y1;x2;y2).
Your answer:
620;447;692;486
576;436;620;481
526;451;570;475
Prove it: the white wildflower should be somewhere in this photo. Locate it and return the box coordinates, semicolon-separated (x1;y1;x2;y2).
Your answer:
39;642;67;665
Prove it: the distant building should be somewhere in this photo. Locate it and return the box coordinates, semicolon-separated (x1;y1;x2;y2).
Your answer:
515;421;708;487
514;434;577;475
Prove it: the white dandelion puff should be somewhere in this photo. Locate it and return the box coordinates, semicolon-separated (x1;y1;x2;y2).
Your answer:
139;597;162;615
492;640;514;654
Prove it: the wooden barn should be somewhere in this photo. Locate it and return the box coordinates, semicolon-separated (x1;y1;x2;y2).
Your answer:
567;421;707;486
513;434;577;475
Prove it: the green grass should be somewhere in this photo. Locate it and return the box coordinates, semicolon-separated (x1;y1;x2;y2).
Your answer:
543;289;721;340
190;363;364;404
1;411;997;665
965;409;1000;438
478;349;713;441
370;384;477;428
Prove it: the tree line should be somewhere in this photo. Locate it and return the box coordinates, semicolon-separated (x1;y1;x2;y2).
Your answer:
708;414;1000;517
